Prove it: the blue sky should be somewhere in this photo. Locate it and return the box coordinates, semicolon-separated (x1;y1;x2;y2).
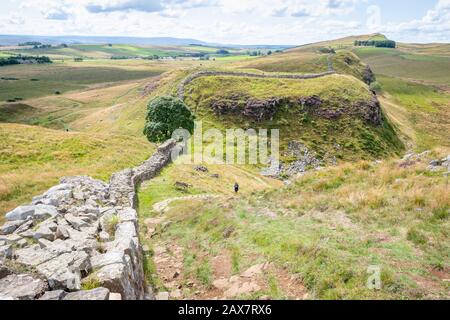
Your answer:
0;0;449;44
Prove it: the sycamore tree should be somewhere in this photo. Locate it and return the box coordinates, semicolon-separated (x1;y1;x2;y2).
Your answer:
143;96;195;143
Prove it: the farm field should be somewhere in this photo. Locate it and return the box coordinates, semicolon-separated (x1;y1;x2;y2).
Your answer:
353;46;450;85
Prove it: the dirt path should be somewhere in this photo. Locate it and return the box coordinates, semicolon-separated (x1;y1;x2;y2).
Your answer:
152;194;221;214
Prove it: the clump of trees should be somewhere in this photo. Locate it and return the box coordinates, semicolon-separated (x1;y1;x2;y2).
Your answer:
354;40;396;48
0;55;52;66
143;96;195;143
74;58;84;62
216;49;230;55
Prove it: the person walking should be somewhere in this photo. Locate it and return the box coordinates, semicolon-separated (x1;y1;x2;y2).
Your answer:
234;183;239;193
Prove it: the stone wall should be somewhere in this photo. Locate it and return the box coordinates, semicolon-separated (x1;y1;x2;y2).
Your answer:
0;139;178;300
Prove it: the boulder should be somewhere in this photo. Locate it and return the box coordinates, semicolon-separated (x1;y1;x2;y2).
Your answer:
0;220;25;235
55;225;70;240
34;205;59;221
0;274;48;300
90;251;126;270
94;263;136;300
36;250;90;290
194;165;209;173
14;220;34;235
33;220;57;241
5;206;35;221
45;190;73;207
64;287;110;300
16;245;60;267
65;213;89;230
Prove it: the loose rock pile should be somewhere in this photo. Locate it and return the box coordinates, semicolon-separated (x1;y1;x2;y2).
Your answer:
0;140;178;300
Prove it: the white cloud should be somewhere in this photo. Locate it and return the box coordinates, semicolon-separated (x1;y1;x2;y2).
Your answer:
42;7;71;20
85;0;164;13
1;0;449;44
8;14;25;25
366;5;381;31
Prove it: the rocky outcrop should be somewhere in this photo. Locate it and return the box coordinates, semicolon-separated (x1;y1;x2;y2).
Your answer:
362;66;376;85
299;94;383;126
211;95;284;122
0;140;178;300
353;95;383;126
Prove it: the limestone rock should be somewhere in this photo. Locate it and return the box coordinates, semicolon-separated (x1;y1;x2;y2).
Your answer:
0;220;25;235
34;205;59;221
0;274;48;300
16;245;60;267
0;245;13;260
5;206;35;221
90;251;126;270
14;220;34;235
65;213;89;230
33;221;57;241
45;190;73;207
55;225;70;240
36;250;90;290
64;287;110;300
39;290;67;300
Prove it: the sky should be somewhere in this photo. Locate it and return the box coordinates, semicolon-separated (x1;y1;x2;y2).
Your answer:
0;0;449;45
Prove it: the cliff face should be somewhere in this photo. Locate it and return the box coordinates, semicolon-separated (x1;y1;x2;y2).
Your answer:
0;140;178;300
209;93;383;126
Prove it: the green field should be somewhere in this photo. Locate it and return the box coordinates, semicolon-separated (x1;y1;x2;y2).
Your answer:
0;62;163;101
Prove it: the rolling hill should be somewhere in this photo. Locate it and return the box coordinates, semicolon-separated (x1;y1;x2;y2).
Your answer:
0;33;448;301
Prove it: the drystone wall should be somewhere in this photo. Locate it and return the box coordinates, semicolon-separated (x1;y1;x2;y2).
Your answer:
0;139;179;300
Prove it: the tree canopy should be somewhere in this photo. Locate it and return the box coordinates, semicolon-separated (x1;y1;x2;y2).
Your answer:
143;96;195;143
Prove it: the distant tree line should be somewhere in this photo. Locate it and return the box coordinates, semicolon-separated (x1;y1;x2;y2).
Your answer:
18;41;42;46
354;40;396;48
0;55;52;66
33;44;52;49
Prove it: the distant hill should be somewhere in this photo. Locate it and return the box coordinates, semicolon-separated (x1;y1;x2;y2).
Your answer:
0;35;210;46
0;34;294;50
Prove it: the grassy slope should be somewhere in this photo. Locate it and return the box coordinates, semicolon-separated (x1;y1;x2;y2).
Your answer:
352;44;450;151
184;74;404;161
0;123;154;222
136;35;448;300
0;61;164;102
0;59;184;218
353;47;450;85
